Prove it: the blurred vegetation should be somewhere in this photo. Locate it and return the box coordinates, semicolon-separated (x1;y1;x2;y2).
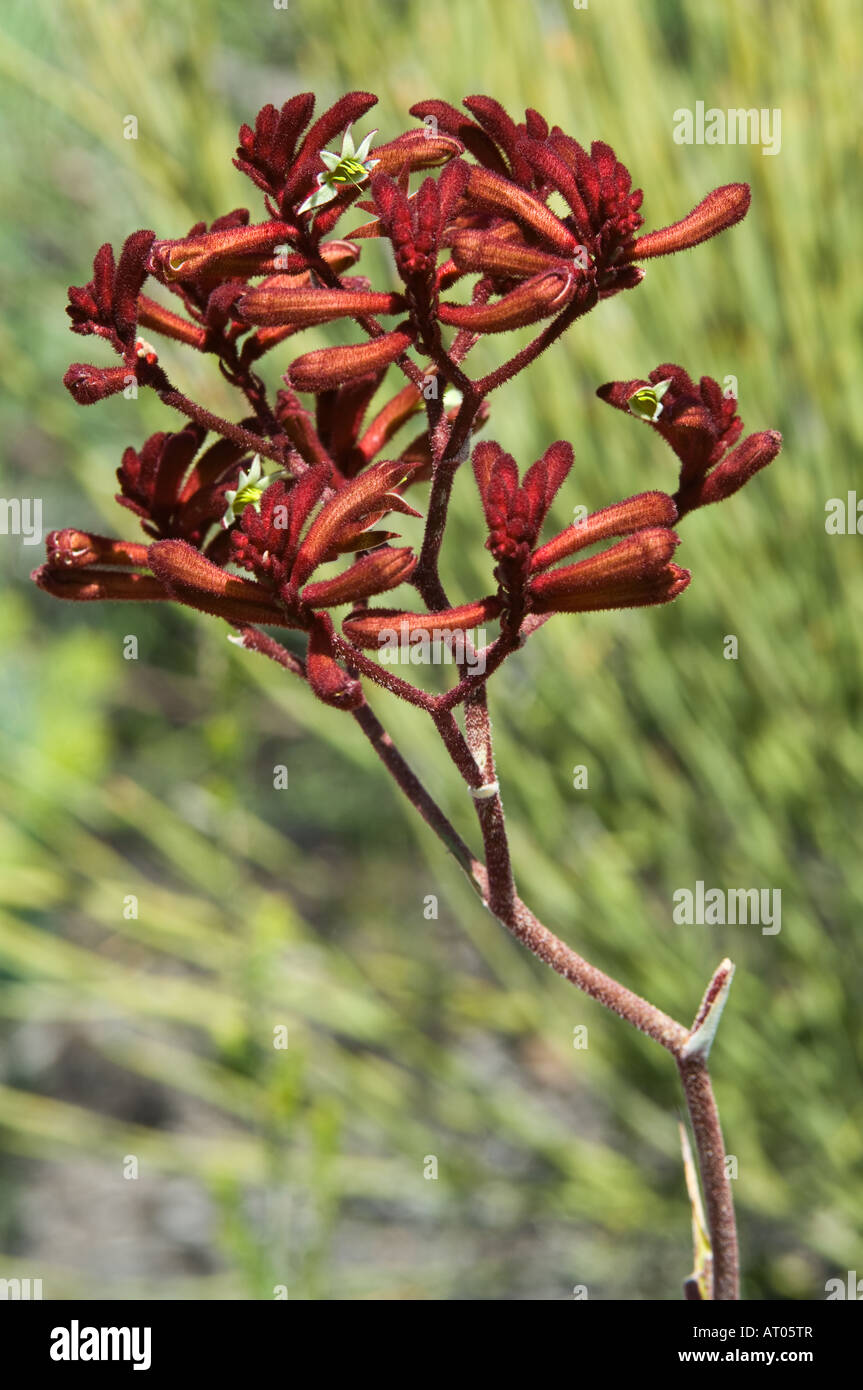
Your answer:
0;0;860;1299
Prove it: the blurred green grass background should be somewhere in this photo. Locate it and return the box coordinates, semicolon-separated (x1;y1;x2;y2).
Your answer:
0;0;860;1299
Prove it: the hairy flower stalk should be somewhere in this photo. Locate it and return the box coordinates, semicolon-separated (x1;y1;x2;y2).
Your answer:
35;88;785;1301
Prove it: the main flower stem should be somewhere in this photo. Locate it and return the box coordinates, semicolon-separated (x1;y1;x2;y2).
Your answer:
676;1058;739;1300
223;273;742;1294
349;684;739;1298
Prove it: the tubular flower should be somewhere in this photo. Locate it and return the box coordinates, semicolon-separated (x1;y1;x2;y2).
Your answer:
342;596;503;649
368;161;470;339
35;457;423;711
228;457;421;604
471;439;687;624
32;529;164;606
344;446;688;662
237;283;406;328
233;92;461;237
528;528;690;614
286;331;415;393
64;230;156;399
472;438;573;624
66;230;155;360
115;425;249;551
597;365;782;516
234;91;378;223
32;86;787;1287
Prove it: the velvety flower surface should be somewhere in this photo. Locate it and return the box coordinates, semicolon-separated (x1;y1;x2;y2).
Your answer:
36;89;780;714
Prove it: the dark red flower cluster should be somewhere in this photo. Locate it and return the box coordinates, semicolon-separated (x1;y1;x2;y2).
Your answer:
34;90;781;715
597;365;782;517
115;424;247;550
472;439;687;621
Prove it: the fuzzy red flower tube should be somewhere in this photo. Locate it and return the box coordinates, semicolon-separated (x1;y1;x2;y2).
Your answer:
34;89;785;1302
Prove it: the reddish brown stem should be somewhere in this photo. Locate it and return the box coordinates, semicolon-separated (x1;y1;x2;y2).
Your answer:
677;1060;739;1299
473;292;597;397
215;617;738;1298
427;684;736;1296
151;379;289;466
352;701;485;886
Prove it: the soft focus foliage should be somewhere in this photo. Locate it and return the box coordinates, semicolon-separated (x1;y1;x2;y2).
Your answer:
0;0;860;1298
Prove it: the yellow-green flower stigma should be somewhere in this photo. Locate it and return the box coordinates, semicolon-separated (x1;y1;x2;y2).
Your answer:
627;379;672;422
222;456;282;528
297;125;380;215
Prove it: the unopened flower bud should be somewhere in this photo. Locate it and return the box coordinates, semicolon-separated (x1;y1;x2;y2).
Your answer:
625;184;750;261
64;363;132;404
288;330;413;393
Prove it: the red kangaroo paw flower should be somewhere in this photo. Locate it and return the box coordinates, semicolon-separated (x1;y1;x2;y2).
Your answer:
528;529;686;614
463;94;536;186
439;271;576;332
306;612;365;710
465;166;579;256
676;430;782;516
624;184;750;261
472;439;573;585
151;223;295;281
288;330;414;392
234;93;316;199
300;546;417;607
531;492;678;572
148;539;291;626
409;99;511;176
64;363;132;404
274;390;333;468
371;129;464;174
116;426;247;545
32;566;169;603
283;91;378;205
342;596;503;649
597;364;781;516
136;295;207;349
238;284;406;327
353;381;426;470
291;458;420;589
67;231;154;358
45;529;151;570
447;230;563;281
